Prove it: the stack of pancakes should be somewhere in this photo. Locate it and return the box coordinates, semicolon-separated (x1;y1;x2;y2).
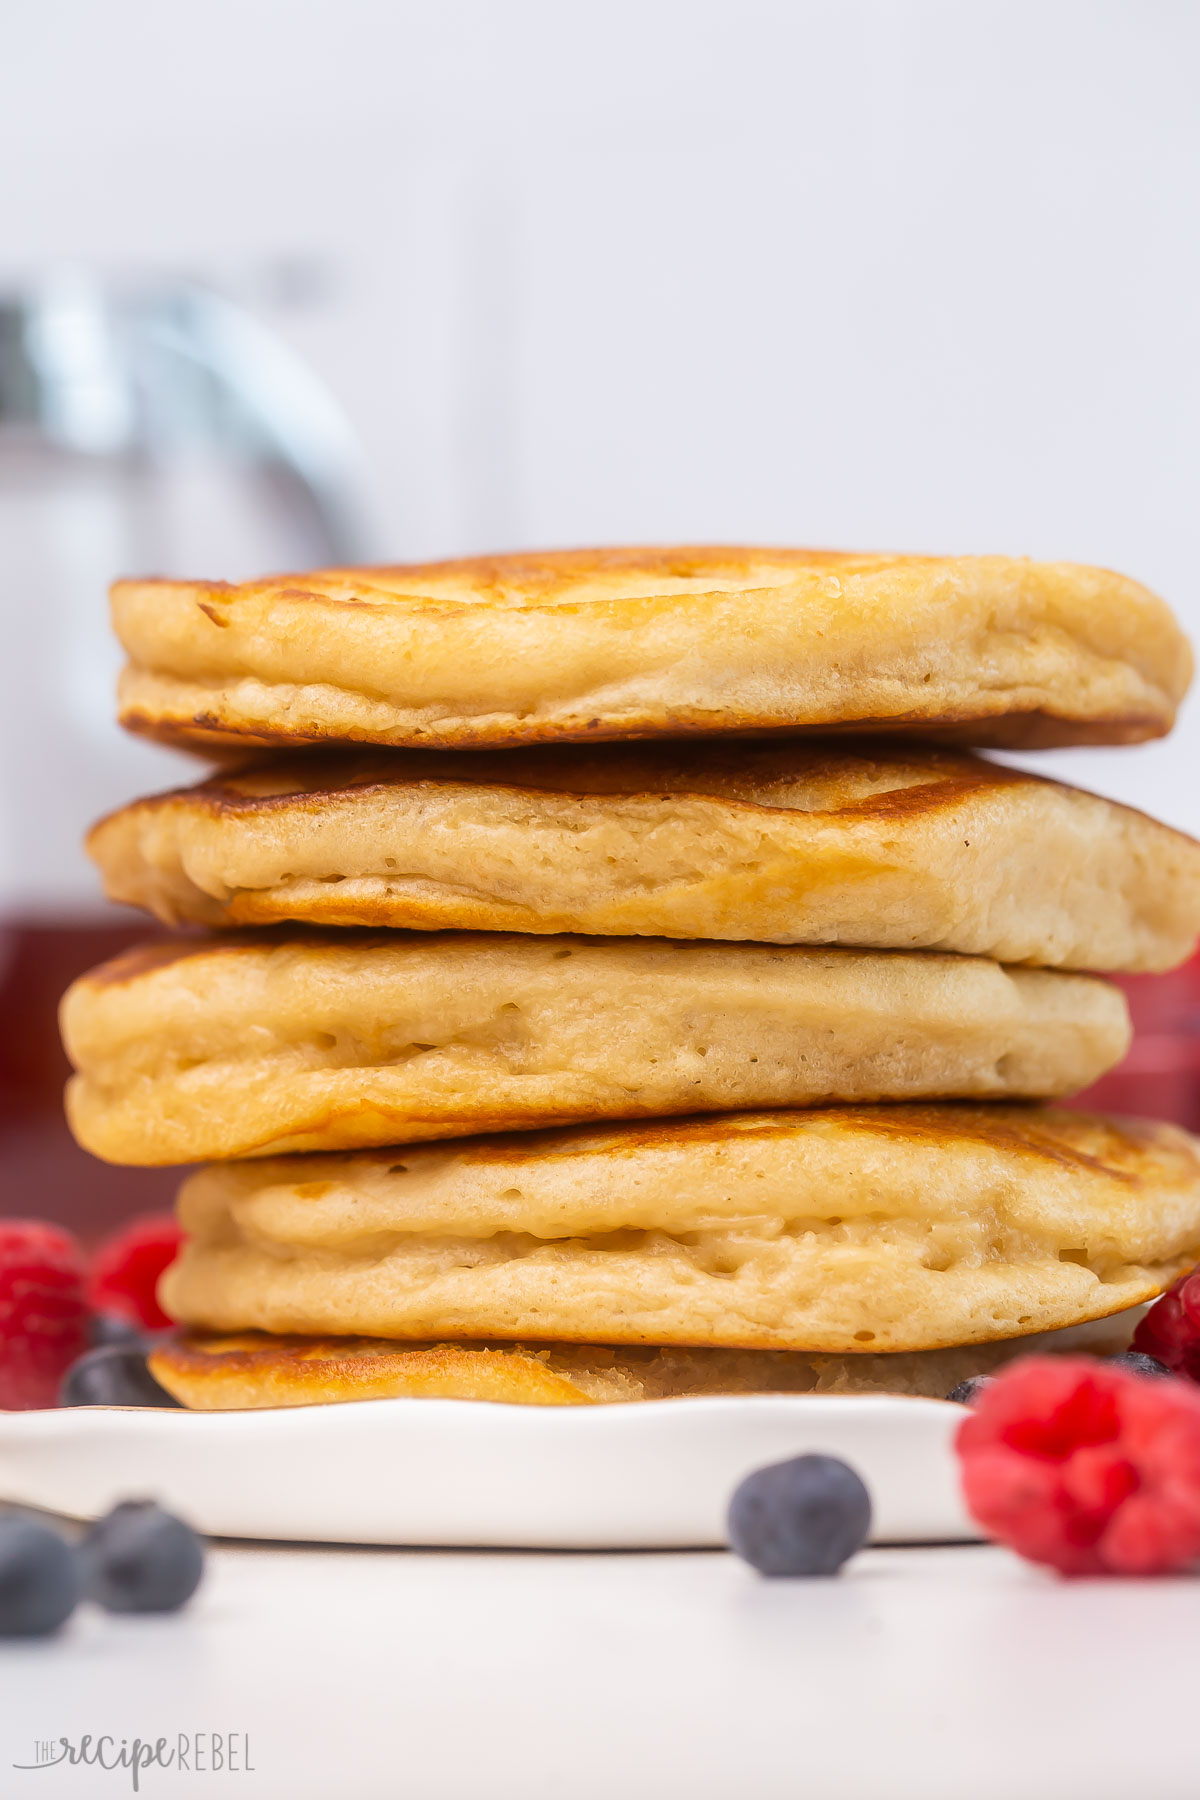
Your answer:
60;547;1200;1408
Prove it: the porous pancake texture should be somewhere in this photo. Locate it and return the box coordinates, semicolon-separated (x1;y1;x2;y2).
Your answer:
111;547;1189;753
61;933;1130;1165
161;1107;1200;1354
87;740;1200;972
150;1314;1146;1410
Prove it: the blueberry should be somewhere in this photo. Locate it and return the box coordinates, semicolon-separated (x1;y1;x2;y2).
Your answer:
946;1375;994;1406
82;1500;204;1615
1107;1350;1173;1379
59;1346;180;1409
89;1312;147;1350
726;1453;872;1577
0;1515;82;1637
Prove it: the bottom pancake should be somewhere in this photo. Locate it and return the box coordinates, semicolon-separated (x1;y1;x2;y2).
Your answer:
162;1106;1200;1353
149;1313;1147;1410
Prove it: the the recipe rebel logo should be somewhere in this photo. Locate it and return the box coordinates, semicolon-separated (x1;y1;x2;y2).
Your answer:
12;1734;256;1790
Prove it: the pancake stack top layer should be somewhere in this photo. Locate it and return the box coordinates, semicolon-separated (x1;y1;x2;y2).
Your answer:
62;546;1200;1408
111;548;1190;751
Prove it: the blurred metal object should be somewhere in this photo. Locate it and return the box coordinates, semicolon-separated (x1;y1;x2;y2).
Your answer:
0;271;375;915
0;272;372;564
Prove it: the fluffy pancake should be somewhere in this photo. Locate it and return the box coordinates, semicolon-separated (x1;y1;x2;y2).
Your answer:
60;934;1129;1165
110;546;1189;753
149;1314;1146;1410
86;741;1200;972
161;1106;1200;1353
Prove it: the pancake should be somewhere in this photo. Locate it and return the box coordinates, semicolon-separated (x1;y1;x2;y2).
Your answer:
60;934;1130;1165
161;1106;1200;1353
86;740;1200;972
148;1313;1147;1410
110;546;1189;753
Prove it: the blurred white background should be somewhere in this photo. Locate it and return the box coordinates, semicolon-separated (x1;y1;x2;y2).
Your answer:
2;0;1198;908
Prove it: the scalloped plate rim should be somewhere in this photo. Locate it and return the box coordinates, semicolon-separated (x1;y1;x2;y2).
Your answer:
0;1392;976;1549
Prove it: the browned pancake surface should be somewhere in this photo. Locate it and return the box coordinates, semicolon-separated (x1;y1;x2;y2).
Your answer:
148;1315;1148;1410
161;1105;1200;1354
86;739;1200;970
112;546;1189;752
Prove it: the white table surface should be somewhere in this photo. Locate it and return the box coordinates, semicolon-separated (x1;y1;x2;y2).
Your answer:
1;1533;1191;1800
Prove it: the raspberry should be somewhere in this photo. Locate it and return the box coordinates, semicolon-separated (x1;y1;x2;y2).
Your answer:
1132;1269;1200;1379
87;1214;183;1332
0;1221;89;1410
956;1356;1200;1576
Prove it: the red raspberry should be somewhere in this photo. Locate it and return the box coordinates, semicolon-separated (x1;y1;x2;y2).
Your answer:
956;1356;1200;1576
0;1221;89;1410
1132;1269;1200;1378
87;1214;183;1332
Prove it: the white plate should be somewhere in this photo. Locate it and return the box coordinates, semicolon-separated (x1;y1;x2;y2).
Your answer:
0;1394;973;1548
